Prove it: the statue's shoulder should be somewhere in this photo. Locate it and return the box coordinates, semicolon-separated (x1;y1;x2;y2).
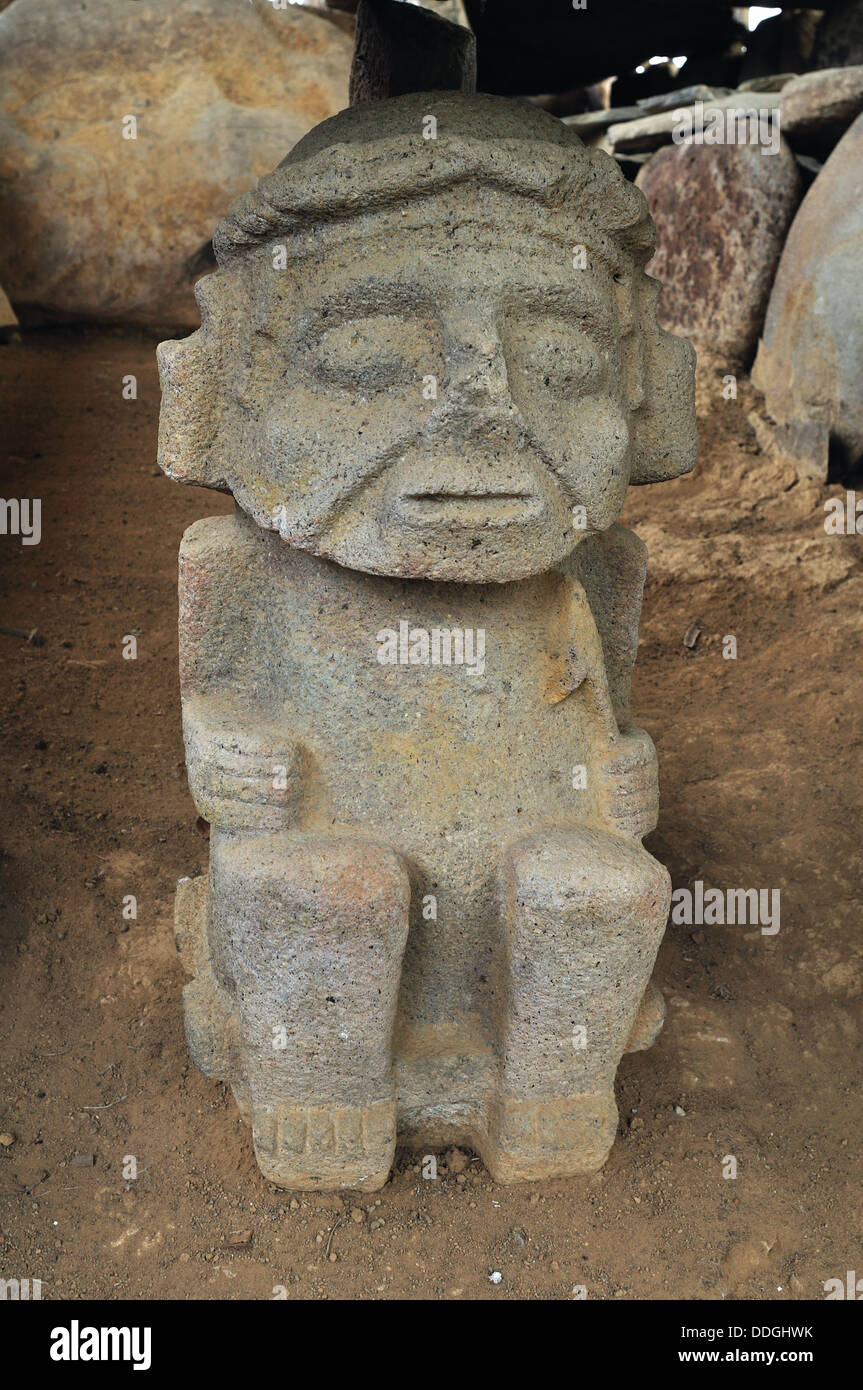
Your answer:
558;525;649;701
562;523;647;604
179;509;280;566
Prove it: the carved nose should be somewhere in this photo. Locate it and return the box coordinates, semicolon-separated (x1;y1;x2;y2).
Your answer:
454;361;510;409
437;314;513;420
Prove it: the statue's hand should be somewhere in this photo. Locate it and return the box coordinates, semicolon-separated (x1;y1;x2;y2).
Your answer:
594;724;659;841
182;694;303;830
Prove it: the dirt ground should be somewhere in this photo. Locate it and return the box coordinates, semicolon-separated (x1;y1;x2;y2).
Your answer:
1;326;861;1301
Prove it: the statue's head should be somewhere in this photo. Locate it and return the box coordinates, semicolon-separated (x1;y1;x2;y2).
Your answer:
158;92;696;583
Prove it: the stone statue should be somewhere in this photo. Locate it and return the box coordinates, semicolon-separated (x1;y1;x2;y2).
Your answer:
158;92;697;1189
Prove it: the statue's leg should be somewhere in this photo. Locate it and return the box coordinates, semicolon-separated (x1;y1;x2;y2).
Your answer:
486;828;670;1182
198;829;410;1191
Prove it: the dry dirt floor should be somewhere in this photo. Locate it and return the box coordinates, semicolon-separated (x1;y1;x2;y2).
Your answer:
1;327;861;1301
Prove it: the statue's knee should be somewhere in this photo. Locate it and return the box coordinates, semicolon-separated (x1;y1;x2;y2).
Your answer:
211;831;411;944
504;828;670;928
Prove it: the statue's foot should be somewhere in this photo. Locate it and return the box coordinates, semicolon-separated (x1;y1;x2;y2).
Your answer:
485;1090;617;1183
251;1096;397;1191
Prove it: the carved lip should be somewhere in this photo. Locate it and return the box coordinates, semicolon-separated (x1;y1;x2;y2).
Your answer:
402;489;533;502
397;488;544;524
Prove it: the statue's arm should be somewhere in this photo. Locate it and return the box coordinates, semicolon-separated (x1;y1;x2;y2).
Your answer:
181;693;303;830
569;524;659;841
178;515;302;829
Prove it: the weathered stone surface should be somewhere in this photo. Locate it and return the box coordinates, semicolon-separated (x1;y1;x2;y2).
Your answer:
349;0;476;104
563;106;643;137
637;84;733;113
159;92;697;1188
781;65;863;154
738;74;798;94
753;111;863;479
603;92;781;153
0;0;352;328
636;138;800;361
561;86;733;138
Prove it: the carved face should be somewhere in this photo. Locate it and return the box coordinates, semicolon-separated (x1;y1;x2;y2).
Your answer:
158;94;697;581
232;196;634;583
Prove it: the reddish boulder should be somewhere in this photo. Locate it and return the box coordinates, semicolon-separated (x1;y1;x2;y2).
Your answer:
636;137;800;362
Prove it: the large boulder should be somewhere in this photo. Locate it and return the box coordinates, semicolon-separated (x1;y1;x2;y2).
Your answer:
0;0;352;329
753;111;863;480
636;137;799;362
781;66;863;155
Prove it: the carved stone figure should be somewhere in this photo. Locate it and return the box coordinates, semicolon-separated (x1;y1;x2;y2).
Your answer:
158;92;697;1188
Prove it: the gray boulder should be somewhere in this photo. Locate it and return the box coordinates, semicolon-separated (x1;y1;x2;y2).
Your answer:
753;111;863;478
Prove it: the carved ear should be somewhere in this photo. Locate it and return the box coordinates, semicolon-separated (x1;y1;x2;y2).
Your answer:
629;276;698;485
157;273;243;490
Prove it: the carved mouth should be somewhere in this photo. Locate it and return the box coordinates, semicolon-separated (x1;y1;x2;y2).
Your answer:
403;490;533;504
398;489;543;525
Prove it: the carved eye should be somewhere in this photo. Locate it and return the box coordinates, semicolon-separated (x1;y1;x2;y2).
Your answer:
505;320;605;393
312;313;436;391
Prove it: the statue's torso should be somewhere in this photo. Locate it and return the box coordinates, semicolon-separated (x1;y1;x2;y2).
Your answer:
182;511;621;1033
